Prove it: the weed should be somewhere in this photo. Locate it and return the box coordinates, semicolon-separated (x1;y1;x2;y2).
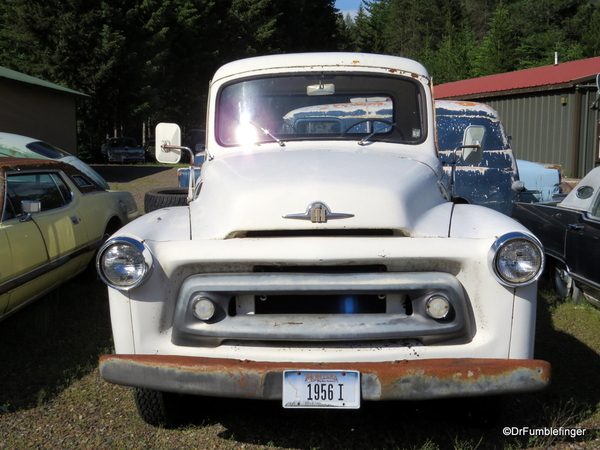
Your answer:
417;440;440;450
451;436;482;450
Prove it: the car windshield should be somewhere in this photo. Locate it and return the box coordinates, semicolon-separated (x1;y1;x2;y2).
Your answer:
216;73;425;146
26;141;70;158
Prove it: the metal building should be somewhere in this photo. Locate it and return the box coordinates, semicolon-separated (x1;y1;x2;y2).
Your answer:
0;66;88;155
434;57;600;178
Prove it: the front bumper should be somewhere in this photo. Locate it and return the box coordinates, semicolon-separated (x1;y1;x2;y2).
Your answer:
99;355;550;400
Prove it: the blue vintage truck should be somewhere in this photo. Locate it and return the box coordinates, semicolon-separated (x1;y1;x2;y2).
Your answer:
436;100;562;215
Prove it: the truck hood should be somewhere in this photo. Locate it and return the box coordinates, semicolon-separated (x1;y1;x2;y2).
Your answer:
190;150;449;239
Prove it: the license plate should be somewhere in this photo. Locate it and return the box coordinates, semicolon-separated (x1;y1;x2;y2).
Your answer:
282;370;360;409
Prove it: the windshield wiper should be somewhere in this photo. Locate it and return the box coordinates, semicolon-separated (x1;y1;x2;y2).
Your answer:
249;121;285;147
358;123;396;146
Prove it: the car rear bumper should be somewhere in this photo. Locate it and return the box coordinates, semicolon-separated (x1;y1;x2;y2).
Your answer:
99;354;550;400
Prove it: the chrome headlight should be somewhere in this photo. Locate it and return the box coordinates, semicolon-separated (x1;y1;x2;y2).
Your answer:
489;232;544;287
96;237;153;290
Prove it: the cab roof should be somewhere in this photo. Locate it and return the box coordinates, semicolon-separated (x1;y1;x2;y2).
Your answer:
212;53;430;84
435;100;500;120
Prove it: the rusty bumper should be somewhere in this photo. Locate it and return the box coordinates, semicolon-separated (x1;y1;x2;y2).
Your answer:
99;355;550;400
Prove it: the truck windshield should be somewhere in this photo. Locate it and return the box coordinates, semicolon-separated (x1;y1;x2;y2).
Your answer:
216;73;425;146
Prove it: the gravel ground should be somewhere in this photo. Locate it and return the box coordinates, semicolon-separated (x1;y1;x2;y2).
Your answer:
92;164;180;214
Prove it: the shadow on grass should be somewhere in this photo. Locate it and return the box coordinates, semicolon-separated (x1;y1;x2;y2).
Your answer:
0;276;113;412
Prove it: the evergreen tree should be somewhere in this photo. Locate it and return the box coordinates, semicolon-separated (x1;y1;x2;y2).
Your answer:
578;3;600;58
509;0;588;68
0;0;340;159
278;0;340;52
351;3;371;52
472;2;516;76
383;0;441;61
424;16;478;84
336;12;358;52
461;0;504;40
0;0;596;154
352;0;390;53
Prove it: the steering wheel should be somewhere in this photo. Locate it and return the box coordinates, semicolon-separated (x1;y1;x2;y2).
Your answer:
341;119;397;137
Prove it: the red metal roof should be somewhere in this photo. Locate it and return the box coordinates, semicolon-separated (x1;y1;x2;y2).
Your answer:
434;56;600;99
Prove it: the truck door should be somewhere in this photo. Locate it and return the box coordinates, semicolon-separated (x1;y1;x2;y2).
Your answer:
565;204;600;289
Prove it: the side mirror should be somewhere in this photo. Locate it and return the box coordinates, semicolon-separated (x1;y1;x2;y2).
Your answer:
461;125;485;165
156;123;182;164
19;200;41;222
22;200;41;214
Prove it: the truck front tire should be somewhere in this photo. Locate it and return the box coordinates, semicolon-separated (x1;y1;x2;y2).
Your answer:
133;388;185;427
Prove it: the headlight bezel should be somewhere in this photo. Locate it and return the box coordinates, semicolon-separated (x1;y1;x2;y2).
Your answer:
489;232;545;287
96;237;153;291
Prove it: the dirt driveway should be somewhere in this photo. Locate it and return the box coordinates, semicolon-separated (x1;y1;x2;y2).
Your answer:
93;164;180;213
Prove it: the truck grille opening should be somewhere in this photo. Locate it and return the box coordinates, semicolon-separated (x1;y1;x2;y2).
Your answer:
228;293;413;316
254;294;387;314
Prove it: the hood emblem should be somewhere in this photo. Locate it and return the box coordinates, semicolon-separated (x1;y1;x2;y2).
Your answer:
283;202;354;224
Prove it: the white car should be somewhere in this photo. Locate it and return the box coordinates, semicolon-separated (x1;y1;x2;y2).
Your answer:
516;159;562;203
0;132;111;190
97;53;550;426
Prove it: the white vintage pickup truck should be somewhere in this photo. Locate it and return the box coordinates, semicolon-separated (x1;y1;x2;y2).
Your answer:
96;53;550;426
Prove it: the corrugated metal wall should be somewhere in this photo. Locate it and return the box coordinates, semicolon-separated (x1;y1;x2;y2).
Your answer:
472;87;600;179
486;91;577;176
578;88;600;177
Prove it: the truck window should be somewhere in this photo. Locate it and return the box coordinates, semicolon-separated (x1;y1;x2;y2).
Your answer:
216;73;425;147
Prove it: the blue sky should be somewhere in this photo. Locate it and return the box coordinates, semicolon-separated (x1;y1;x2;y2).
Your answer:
335;0;362;17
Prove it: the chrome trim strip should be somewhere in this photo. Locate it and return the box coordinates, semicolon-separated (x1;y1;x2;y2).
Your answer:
0;240;100;296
